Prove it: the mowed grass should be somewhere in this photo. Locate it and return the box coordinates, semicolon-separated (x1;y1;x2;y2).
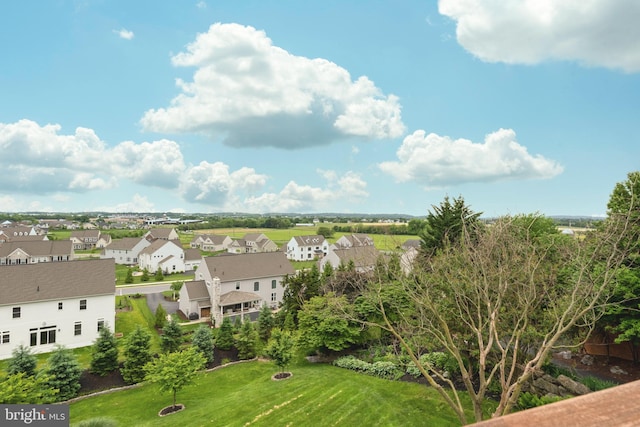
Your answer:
70;360;472;427
115;296;161;353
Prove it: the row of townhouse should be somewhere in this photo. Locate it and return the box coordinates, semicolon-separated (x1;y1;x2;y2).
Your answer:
69;230;112;250
0;240;74;266
0;258;115;359
190;232;279;254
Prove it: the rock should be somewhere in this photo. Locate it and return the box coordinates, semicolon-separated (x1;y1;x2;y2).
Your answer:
557;351;572;360
580;355;595;366
556;375;591;396
610;365;628;375
532;376;561;396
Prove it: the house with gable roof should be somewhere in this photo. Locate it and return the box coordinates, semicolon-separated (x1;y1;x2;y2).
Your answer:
138;239;185;274
100;237;151;265
0;226;41;243
285;234;329;261
333;233;375;249
144;228;179;242
0;258;115;359
227;233;278;254
0;240;74;266
179;252;294;325
70;230;101;250
190;234;232;252
319;245;381;274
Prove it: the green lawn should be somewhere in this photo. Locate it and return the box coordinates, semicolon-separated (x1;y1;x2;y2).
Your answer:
115;296;161;353
115;264;194;287
70;360;477;426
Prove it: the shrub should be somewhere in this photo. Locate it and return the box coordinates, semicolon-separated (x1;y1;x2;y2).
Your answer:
517;392;564;410
333;356;402;380
580;376;618;392
406;352;460;378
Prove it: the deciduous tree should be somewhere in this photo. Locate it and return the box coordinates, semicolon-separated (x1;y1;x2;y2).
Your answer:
265;328;296;375
144;347;205;411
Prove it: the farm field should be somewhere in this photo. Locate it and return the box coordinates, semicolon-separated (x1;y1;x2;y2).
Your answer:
70;360;482;426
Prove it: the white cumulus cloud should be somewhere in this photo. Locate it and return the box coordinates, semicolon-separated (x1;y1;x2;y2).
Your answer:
114;28;134;40
439;0;640;72
141;23;405;148
243;170;368;213
379;128;563;188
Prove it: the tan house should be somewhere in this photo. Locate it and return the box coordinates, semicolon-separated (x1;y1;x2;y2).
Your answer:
319;245;381;273
0;226;41;243
179;252;295;325
0;240;74;266
227;233;278;254
144;228;179;242
70;230;101;250
190;234;232;252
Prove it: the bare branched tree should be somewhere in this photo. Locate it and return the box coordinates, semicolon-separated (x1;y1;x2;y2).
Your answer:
348;212;638;424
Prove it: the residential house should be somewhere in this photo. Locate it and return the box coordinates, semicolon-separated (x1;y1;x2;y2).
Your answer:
227;233;278;254
190;234;232;252
319;245;381;274
0;241;74;266
0;258;115;359
138;239;185;274
285;235;329;261
333;233;375;249
0;226;40;243
70;230;101;250
184;248;202;271
144;228;179;242
100;237;151;265
179;252;295;325
95;234;112;249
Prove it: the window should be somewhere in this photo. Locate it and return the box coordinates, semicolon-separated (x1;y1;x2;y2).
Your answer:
30;329;37;346
80;299;87;310
271;280;277;289
39;327;56;345
12;307;20;318
254;282;259;292
235;282;240;290
271;292;277;302
74;322;82;336
97;319;105;332
1;331;9;344
58;302;63;310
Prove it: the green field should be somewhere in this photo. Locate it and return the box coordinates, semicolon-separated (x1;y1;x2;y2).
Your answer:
70;360;480;426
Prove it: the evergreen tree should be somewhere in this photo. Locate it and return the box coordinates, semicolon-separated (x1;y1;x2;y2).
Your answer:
90;326;119;376
257;304;274;343
191;325;215;364
124;268;134;284
121;325;152;384
235;321;258;360
7;345;37;377
154;267;164;281
160;317;183;353
141;269;150;282
215;317;234;350
155;304;168;329
45;346;82;401
419;195;482;256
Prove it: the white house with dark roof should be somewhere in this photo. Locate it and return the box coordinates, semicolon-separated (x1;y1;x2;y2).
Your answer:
184;248;202;271
285;235;329;261
179;252;295;325
101;237;150;265
0;258;115;359
319;245;381;274
138;239;185;274
0;240;74;266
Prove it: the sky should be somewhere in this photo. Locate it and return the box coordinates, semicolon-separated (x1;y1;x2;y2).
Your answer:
1;0;639;217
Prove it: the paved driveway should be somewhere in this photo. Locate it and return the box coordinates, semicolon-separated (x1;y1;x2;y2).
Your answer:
145;291;179;315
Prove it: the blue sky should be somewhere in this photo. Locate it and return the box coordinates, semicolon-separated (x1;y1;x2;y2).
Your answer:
1;0;639;217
